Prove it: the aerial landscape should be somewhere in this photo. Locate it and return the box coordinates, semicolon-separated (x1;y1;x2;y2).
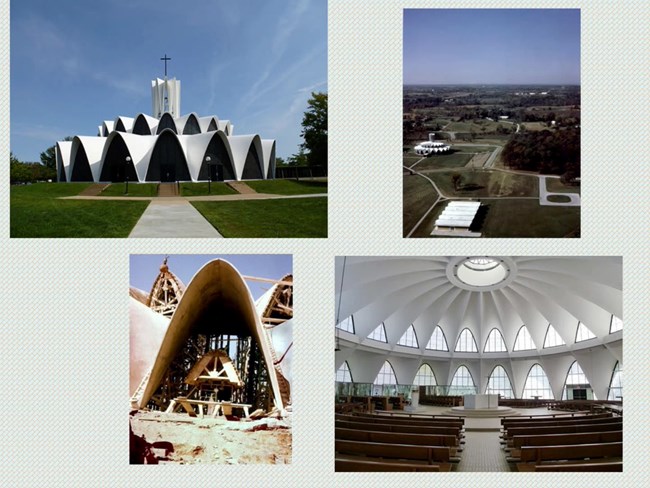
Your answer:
403;9;580;238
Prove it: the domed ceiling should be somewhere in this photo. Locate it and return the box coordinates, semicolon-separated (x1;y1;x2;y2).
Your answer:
335;256;622;357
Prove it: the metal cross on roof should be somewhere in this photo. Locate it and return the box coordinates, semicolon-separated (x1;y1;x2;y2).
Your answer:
160;54;171;77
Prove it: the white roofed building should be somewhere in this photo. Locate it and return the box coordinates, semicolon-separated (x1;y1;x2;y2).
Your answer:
56;64;275;183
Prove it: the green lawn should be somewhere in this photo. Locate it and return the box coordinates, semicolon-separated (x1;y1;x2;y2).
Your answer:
545;177;581;195
480;200;580;237
191;197;327;237
410;151;473;170
180;182;237;196
403;174;437;236
410;199;580;238
10;183;149;237
101;183;159;197
244;179;328;195
428;169;539;198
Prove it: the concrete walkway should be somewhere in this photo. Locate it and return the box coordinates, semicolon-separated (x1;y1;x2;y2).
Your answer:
128;199;223;238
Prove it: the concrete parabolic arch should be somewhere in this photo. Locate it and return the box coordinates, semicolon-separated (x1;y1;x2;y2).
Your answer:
138;259;286;411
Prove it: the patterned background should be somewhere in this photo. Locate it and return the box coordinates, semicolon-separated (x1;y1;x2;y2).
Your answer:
1;0;648;486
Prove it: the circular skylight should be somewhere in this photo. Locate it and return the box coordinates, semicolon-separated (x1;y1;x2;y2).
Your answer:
457;257;508;287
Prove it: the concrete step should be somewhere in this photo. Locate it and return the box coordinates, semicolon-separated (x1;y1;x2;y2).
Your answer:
79;183;109;196
158;182;178;197
226;181;257;194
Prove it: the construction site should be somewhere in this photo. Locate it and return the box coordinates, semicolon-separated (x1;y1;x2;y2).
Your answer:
129;256;293;464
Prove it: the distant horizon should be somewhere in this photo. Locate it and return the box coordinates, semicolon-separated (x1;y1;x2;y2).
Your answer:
404;9;580;85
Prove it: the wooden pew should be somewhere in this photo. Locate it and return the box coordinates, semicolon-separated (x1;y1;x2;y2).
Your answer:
511;430;622;450
502;414;614;430
501;412;611;425
338;413;464;428
503;421;622;441
336;420;464;439
353;412;464;423
335;439;453;470
533;461;622;472
336;428;460;455
516;442;622;467
335;457;441;472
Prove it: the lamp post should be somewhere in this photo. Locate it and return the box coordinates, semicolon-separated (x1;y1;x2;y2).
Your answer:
125;156;132;194
205;156;211;194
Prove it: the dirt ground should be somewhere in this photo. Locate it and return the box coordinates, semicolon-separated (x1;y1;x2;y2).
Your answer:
130;410;292;464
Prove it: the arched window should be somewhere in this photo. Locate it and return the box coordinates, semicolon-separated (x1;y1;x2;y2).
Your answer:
484;328;507;352
543;324;566;348
455;328;478;352
397;325;419;348
426;326;449;351
413;364;437;386
336;361;353;382
610;316;623;333
486;365;514;398
374;361;397;385
521;364;554;399
513;326;536;351
449;365;476;395
608;362;623;400
367;323;387;342
575;322;596;342
562;361;595;400
336;315;354;333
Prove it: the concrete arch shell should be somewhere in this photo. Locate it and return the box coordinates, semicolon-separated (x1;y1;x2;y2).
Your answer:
132;113;159;135
99;132;157;182
261;140;276;179
228;134;264;180
145;129;191;181
218;119;232;135
114;116;134;133
156;112;178;134
102;120;115;137
56;141;72;182
138;259;286;411
199;116;219;133
69;136;106;182
182;131;236;181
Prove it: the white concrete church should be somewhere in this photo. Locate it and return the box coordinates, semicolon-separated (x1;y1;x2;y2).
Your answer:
335;256;622;472
55;59;276;183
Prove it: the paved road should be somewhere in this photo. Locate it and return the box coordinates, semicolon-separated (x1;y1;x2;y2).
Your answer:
538;175;581;206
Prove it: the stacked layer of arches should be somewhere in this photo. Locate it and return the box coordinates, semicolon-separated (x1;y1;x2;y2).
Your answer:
55;112;276;183
335;256;622;401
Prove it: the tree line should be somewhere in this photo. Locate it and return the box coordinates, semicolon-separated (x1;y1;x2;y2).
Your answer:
501;128;580;178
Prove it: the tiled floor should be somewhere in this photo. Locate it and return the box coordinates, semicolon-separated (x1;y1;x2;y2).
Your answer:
457;431;512;472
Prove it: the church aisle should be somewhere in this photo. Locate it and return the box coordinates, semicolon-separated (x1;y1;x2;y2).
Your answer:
456;430;511;472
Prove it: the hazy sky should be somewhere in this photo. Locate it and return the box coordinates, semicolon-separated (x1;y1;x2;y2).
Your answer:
130;254;292;301
404;9;580;85
11;0;326;162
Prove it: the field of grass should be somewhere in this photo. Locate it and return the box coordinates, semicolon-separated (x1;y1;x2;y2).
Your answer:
244;179;328;195
101;183;159;197
191;197;327;237
403;174;437;236
180;182;237;196
410;199;580;238
410;151;473;170
428;169;539;198
452;145;495;153
480;200;580;237
10;183;149;237
545;178;581;195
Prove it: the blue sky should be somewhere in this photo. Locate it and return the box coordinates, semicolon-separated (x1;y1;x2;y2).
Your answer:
11;0;327;163
130;254;292;301
404;9;580;85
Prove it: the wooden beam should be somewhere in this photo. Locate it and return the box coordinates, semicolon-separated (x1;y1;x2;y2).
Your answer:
242;275;293;286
